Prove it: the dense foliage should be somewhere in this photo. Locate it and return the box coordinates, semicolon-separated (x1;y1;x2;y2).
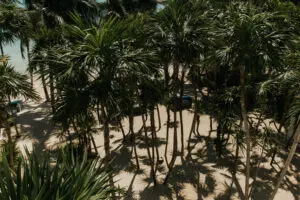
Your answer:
0;0;299;199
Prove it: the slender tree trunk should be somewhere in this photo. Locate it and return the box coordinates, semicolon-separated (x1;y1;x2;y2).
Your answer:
165;107;170;169
6;124;14;169
270;122;283;165
210;116;213;133
240;65;251;200
187;88;198;156
216;121;223;158
249;137;266;196
164;64;170;168
118;119;126;141
156;105;161;132
7;97;20;138
99;104;114;197
24;41;33;87
187;111;197;158
89;132;98;155
101;107;110;161
127;115;134;135
49;70;55;113
0;44;4;56
179;69;185;158
234;134;239;176
196;114;201;136
130;114;140;170
286;121;300;149
164;110;178;184
254;113;263;134
40;67;50;102
87;131;92;154
150;109;159;173
142;114;156;185
270;147;277;166
270;124;300;200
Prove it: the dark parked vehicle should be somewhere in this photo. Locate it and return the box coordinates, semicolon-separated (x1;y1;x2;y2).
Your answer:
170;95;192;111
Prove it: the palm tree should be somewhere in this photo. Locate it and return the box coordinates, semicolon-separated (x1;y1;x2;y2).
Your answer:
216;3;290;199
154;0;212;183
0;3;30;55
270;100;300;200
44;15;159;185
0;56;39;168
24;0;100;27
30;26;63;106
259;51;300;199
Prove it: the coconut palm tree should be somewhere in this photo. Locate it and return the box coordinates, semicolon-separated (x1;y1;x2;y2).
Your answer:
0;56;39;168
43;15;159;182
30;26;63;108
0;57;39;102
216;2;290;199
24;0;100;27
270;100;300;200
154;0;212;184
0;3;30;55
259;50;300;199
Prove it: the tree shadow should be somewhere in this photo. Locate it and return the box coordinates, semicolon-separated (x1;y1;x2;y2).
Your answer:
250;179;273;200
164;158;216;199
214;180;238;200
139;184;173;200
250;156;300;200
17;102;56;155
137;134;167;149
111;145;137;173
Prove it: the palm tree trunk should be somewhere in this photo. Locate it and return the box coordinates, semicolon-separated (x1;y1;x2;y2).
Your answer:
0;44;4;56
100;107;110;162
40;67;50;102
187;88;198;156
89;132;98;155
156;105;161;132
196;114;200;135
99;104;114;197
286;121;300;149
179;69;185;158
234;136;239;175
240;65;251;200
142;114;156;185
164;110;178;184
118;119;126;141
165;107;170;169
6;124;14;169
249;137;266;196
7;97;20;138
150;109;159;173
49;70;55;113
26;43;34;88
164;64;170;168
187;111;197;157
127;115;134;135
270;123;300;200
270;125;282;166
216;121;223;158
130;114;140;170
210;116;213;132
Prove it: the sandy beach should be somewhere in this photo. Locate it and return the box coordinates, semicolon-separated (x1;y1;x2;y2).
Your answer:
12;77;300;200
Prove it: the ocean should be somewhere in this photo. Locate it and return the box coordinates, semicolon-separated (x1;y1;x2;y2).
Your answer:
3;40;27;73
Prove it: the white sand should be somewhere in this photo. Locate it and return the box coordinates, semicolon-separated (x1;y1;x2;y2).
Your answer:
13;77;299;200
